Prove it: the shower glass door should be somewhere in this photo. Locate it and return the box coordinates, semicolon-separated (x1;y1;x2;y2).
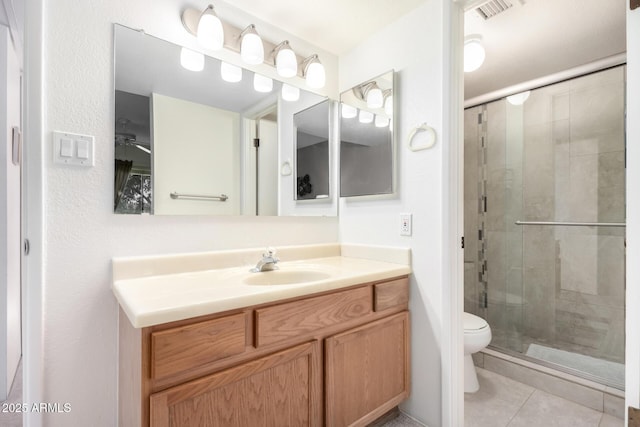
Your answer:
464;65;626;389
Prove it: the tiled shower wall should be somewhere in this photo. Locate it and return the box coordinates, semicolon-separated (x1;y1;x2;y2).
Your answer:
464;66;626;371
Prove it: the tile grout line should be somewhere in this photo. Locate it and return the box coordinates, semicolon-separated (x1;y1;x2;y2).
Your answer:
504;387;537;427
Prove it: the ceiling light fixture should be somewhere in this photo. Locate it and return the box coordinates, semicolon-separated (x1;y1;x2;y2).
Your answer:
253;74;273;93
240;24;264;65
384;94;393;115
341;104;357;119
281;84;300;101
464;35;485;73
359;110;374;124
365;83;383;109
180;47;205;71
179;7;327;89
273;41;297;78
181;5;224;51
506;90;531;105
220;62;242;82
375;115;389;128
302;55;326;89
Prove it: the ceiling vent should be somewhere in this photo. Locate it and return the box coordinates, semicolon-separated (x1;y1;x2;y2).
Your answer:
475;0;513;20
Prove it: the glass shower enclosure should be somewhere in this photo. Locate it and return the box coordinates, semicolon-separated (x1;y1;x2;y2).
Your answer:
464;65;626;389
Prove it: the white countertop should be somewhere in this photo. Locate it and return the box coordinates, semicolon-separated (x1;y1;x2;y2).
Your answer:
112;244;411;328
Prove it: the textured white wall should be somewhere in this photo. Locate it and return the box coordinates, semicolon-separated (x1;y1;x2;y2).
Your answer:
338;2;446;426
626;4;640;419
29;1;339;425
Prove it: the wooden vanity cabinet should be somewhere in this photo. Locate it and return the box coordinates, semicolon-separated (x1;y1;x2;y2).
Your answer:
149;341;322;427
119;275;410;427
325;312;410;427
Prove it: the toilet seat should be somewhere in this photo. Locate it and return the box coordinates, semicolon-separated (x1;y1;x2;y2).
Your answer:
463;312;488;332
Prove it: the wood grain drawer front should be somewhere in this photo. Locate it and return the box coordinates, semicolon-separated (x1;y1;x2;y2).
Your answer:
149;341;322;427
374;277;409;312
256;286;372;347
151;313;246;380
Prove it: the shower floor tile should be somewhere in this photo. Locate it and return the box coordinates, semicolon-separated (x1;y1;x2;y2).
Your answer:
465;368;623;427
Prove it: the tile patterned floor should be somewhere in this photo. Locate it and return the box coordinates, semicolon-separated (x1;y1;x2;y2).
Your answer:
380;368;623;427
464;368;624;427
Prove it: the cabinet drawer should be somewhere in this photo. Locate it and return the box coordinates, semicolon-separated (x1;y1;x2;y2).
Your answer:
256;287;372;347
374;277;409;311
151;313;246;380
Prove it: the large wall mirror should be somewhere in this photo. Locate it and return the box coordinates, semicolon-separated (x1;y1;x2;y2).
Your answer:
339;71;394;197
113;24;335;216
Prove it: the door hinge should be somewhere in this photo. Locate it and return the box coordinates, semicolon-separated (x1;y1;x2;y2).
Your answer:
24;239;30;255
461;236;465;249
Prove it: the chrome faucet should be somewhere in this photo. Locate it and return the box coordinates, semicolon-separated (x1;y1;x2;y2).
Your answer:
250;248;279;272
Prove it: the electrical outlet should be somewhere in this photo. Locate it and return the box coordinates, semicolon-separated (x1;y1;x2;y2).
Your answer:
400;213;412;236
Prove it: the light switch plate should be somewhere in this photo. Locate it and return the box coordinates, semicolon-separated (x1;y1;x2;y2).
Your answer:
53;131;95;166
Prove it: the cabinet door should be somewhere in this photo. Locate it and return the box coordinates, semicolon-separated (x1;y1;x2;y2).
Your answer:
150;341;322;427
325;312;410;427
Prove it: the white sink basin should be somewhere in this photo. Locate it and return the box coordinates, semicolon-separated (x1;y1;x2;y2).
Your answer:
243;269;332;286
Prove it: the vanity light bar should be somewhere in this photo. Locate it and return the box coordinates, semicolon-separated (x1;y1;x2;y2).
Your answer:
181;5;325;86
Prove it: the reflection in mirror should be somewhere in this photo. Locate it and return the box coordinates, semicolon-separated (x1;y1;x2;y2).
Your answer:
294;100;330;200
113;24;332;216
339;71;394;197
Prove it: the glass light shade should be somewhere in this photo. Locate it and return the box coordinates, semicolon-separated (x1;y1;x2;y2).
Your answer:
253;74;273;93
276;45;297;78
366;86;384;109
281;84;300;101
375;115;389;128
197;10;224;50
305;59;325;89
359;110;374;124
220;62;242;83
464;39;485;73
506;90;531;105
180;47;204;72
384;95;393;115
240;28;264;65
341;104;357;119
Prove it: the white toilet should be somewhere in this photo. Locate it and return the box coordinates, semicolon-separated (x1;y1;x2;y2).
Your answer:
463;312;492;393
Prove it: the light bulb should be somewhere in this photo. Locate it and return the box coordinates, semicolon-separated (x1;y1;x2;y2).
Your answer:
375;115;389;128
464;37;485;73
220;62;242;83
253;74;273;93
366;86;383;109
341;104;357;119
281;84;300;101
275;42;297;78
507;91;531;105
240;25;264;65
304;56;325;89
359;110;374;124
384;95;393;115
180;47;204;72
196;7;224;50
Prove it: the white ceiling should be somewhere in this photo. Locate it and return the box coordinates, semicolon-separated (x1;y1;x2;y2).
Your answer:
464;0;626;99
219;0;426;56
